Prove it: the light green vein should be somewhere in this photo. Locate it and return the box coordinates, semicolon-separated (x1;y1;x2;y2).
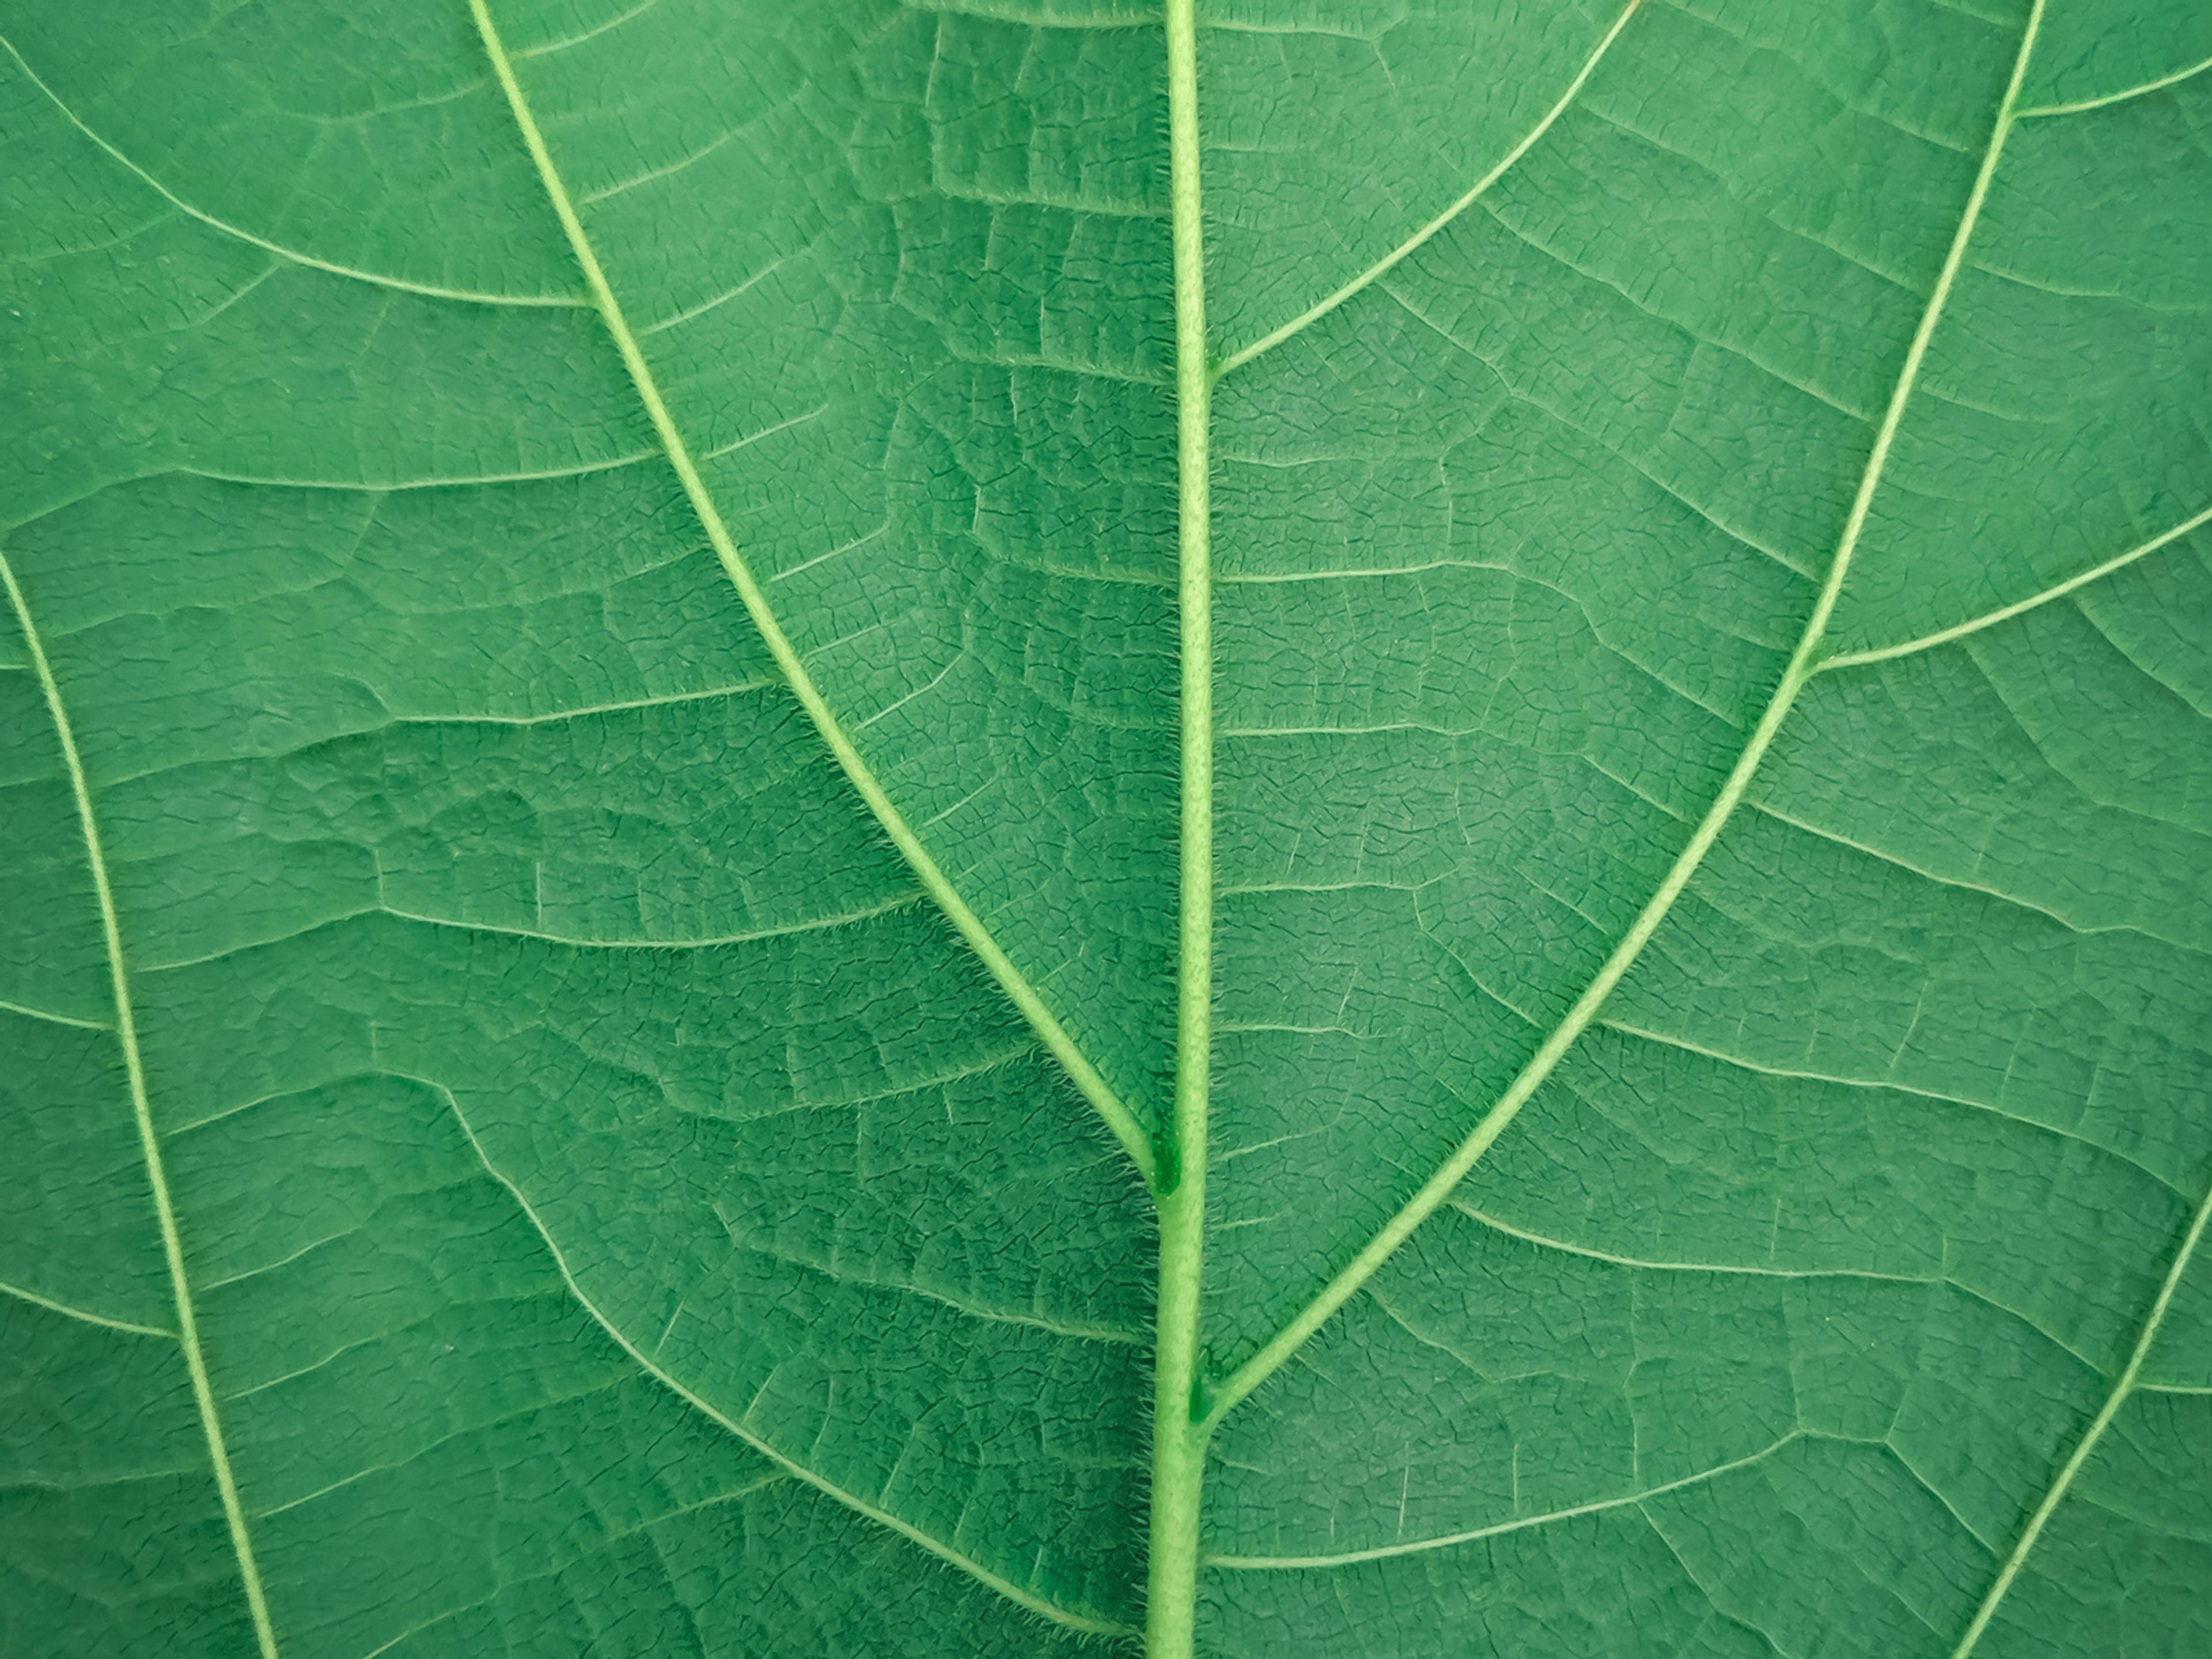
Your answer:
1148;1;1215;1654
1951;1175;2212;1658
1449;1204;1937;1285
0;38;585;310
0;995;111;1031
2016;51;2212;119
465;0;1156;1191
1601;1018;2189;1199
1206;1435;1802;1569
383;679;783;728
371;889;927;955
438;1084;1137;1639
1203;0;2048;1433
509;0;657;61
0;1277;173;1338
0;546;281;1659
1820;501;2212;671
1209;0;1643;380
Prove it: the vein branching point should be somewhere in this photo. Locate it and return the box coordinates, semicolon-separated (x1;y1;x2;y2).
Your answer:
1146;0;1218;1652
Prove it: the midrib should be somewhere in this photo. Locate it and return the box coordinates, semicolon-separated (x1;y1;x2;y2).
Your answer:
0;546;282;1659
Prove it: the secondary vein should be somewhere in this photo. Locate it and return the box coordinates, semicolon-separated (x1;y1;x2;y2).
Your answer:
0;546;282;1659
1205;1434;1802;1569
465;0;1156;1190
1202;0;2050;1433
2014;50;2212;119
1210;0;1643;380
1949;1175;2212;1658
1819;499;2212;671
0;1276;175;1339
0;38;584;310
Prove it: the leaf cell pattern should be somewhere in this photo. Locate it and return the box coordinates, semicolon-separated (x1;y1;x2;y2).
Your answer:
2;1;2208;1656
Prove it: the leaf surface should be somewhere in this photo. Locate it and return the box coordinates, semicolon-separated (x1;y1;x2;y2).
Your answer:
2;1;2208;1656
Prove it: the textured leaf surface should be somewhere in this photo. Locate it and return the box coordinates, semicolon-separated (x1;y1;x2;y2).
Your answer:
2;1;2208;1656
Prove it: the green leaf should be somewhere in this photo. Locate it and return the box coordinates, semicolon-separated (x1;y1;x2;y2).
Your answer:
2;1;2208;1656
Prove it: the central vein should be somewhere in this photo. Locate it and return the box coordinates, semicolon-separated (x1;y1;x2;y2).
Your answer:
1150;0;1215;1652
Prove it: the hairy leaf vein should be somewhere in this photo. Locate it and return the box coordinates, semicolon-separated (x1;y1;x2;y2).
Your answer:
465;0;1156;1188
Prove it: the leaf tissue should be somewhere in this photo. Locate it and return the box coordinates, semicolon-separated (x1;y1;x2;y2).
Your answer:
3;0;2209;1654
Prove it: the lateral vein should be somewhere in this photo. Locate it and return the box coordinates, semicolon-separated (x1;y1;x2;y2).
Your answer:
1600;1018;2190;1199
1819;501;2212;671
438;1084;1136;1638
1146;2;1218;1654
0;547;281;1658
2014;51;2212;119
465;0;1156;1190
1205;1434;1802;1569
0;995;111;1031
0;39;585;310
0;1277;174;1338
1949;1175;2212;1657
1202;0;2048;1432
1210;0;1643;380
1450;1205;1937;1286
